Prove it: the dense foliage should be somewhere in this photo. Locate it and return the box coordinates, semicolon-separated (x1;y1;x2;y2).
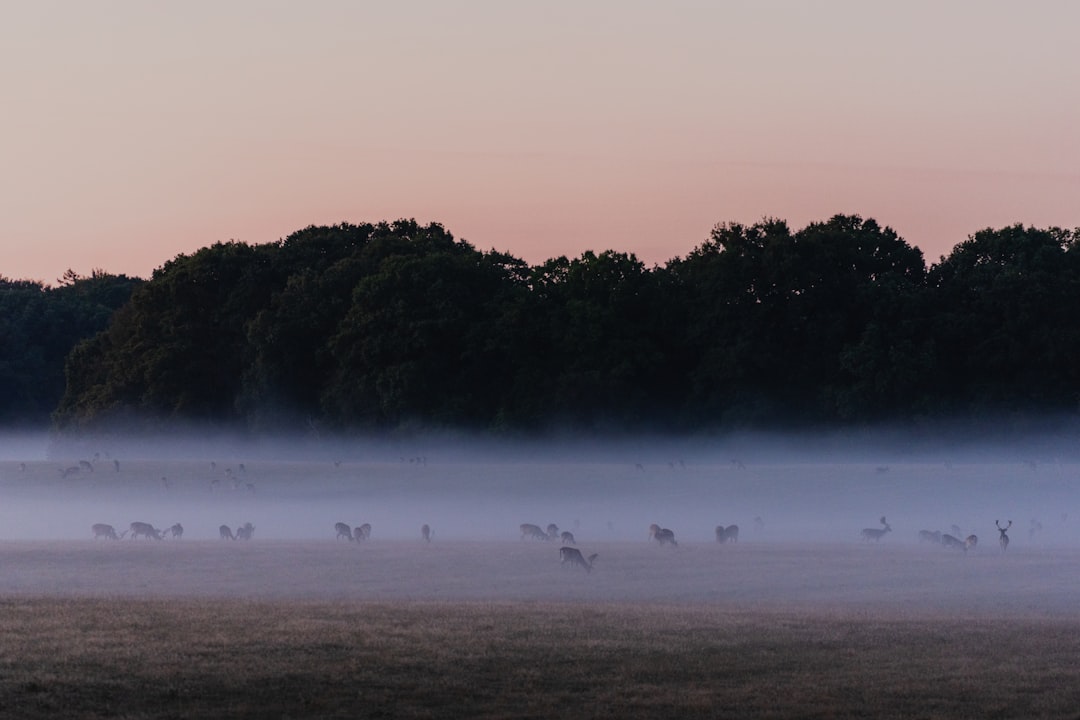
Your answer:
20;216;1080;434
0;270;141;426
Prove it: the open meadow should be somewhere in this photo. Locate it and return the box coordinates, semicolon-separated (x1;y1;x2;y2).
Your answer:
1;436;1079;717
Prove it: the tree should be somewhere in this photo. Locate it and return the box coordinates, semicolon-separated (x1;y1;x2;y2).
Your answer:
511;250;673;430
927;224;1080;414
673;215;927;426
55;242;280;428
0;272;139;427
322;241;521;429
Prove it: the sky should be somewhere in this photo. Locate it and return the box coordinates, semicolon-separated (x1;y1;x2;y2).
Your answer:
2;1;1078;284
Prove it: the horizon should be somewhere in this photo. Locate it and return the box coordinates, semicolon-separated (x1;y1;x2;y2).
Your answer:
2;1;1078;283
0;212;1033;285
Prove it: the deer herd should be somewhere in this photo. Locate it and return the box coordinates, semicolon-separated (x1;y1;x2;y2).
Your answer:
67;457;1032;581
92;521;250;541
87;513;1019;569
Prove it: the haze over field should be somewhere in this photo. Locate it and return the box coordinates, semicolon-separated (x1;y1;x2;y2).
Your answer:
1;430;1078;545
0;430;1077;619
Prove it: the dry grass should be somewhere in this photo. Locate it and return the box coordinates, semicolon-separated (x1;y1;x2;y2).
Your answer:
0;597;1079;719
3;456;1080;717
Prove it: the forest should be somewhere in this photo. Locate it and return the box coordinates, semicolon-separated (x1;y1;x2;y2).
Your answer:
3;215;1079;435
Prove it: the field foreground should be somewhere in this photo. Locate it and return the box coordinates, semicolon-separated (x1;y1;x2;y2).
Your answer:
1;540;1080;718
3;453;1080;716
2;597;1079;719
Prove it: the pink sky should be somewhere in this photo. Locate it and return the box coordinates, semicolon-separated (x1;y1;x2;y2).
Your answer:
2;1;1078;283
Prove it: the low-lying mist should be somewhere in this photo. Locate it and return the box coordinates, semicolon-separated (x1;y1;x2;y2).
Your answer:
0;427;1076;547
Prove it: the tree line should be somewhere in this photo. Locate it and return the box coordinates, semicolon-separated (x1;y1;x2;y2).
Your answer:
4;216;1079;434
0;270;141;427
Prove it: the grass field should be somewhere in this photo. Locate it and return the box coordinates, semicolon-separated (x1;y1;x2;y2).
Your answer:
1;449;1079;717
3;597;1080;719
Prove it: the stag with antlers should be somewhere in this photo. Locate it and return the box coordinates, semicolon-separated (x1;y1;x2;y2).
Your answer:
996;520;1012;552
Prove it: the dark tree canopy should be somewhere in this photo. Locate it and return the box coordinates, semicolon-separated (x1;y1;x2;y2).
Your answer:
22;216;1080;436
0;271;140;427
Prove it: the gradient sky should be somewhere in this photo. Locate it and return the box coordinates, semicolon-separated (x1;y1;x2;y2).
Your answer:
2;1;1078;283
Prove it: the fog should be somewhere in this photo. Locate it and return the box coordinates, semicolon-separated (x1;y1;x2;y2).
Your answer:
0;429;1078;613
2;428;1077;545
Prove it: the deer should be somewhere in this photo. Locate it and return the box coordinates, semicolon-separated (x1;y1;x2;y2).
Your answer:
715;525;739;543
648;523;677;546
335;522;354;541
941;534;967;550
91;523;127;540
354;523;371;541
965;534;978;550
559;546;598;573
546;523;560;541
560;530;576;545
421;524;432;542
220;525;236;541
520;523;550;541
860;516;891;542
235;522;255;541
996;520;1012;552
129;522;163;540
166;523;184;539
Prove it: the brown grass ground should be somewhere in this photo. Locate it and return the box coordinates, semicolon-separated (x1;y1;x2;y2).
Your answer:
0;540;1079;718
2;457;1079;717
1;597;1079;719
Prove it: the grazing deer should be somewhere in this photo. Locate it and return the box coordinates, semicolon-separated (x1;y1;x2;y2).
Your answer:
354;523;371;541
860;516;892;542
235;522;255;541
941;534;966;550
220;525;236;541
129;522;163;540
996;520;1011;552
335;522;354;541
91;523;126;540
715;525;739;543
559;546;598;573
918;530;942;544
560;531;576;545
520;523;549;541
167;523;184;539
649;523;677;546
965;534;978;550
421;524;432;542
546;523;560;541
